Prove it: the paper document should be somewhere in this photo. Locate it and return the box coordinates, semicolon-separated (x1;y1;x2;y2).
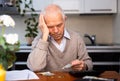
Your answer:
6;69;39;80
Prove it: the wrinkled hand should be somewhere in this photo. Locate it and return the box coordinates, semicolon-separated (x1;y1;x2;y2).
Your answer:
71;59;87;71
39;14;49;41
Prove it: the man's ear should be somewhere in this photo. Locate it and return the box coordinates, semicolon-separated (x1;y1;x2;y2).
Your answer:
64;16;67;21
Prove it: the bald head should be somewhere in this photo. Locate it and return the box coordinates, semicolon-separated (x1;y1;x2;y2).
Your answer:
41;4;65;19
39;4;66;43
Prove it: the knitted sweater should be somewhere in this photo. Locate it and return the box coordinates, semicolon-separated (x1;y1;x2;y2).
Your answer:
27;29;93;71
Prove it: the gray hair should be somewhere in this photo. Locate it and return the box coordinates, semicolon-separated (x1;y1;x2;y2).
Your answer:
41;4;65;19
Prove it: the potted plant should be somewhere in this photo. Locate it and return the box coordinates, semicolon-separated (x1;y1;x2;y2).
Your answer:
24;15;38;46
15;0;38;46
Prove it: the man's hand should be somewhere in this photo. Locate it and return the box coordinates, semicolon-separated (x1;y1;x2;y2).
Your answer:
39;14;49;41
71;59;87;71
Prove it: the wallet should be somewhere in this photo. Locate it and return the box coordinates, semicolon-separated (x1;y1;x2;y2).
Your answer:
69;70;104;77
74;78;117;81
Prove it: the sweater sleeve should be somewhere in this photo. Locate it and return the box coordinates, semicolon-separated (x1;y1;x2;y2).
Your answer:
77;35;93;71
27;36;49;71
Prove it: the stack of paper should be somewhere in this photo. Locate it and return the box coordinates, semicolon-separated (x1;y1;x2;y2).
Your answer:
6;69;39;80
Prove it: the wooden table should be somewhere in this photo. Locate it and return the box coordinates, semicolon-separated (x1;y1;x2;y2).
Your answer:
16;71;120;81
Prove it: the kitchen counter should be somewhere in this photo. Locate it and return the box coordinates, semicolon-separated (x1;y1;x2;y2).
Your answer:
17;45;32;53
87;45;120;53
17;45;120;53
15;45;120;73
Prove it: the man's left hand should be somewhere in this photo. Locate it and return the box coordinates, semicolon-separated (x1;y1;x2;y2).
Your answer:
71;59;87;71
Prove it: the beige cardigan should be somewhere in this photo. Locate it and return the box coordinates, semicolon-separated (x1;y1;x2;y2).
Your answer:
27;29;93;71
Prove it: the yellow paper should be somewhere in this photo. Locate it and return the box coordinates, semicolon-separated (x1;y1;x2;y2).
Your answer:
0;64;6;81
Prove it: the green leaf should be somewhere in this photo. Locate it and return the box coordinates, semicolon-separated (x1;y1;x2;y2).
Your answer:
18;8;21;12
35;22;38;26
15;1;18;4
6;43;20;51
6;52;16;64
0;57;8;70
29;0;32;4
19;0;23;3
0;36;6;49
31;8;35;11
25;4;29;8
23;9;26;13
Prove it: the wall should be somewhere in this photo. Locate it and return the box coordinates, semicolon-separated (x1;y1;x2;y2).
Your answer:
113;0;120;44
0;14;114;44
66;14;113;44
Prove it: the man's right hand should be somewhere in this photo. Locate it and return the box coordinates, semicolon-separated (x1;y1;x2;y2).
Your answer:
39;14;49;41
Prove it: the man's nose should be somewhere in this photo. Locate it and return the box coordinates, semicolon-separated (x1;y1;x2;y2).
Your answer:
54;27;58;32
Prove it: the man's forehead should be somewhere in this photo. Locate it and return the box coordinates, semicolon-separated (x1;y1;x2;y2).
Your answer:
44;13;64;22
46;21;63;27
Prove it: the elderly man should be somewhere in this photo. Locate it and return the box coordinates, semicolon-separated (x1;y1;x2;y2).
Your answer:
27;4;93;72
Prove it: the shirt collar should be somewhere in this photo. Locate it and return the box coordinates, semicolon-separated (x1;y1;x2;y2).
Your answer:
64;29;70;39
48;28;71;40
